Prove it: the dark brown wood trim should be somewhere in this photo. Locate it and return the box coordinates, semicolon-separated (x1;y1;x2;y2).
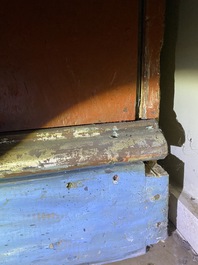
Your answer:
139;0;166;119
0;120;168;179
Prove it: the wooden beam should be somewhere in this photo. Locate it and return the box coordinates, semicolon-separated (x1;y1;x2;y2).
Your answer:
0;120;168;179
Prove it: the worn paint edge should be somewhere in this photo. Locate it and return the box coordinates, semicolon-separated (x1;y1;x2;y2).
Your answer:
139;0;166;119
0;120;168;179
146;163;169;245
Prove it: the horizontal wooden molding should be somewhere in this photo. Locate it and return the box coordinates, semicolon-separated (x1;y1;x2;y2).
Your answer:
0;120;168;179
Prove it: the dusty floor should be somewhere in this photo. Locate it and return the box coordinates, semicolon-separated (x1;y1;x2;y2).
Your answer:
107;223;198;265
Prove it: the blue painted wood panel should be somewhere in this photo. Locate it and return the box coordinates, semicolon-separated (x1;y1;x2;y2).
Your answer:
145;167;169;246
0;162;168;265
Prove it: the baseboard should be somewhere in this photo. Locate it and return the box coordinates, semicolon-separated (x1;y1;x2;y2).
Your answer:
0;162;169;265
169;184;198;254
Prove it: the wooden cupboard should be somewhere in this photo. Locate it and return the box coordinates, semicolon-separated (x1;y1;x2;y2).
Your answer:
0;0;164;132
0;1;168;264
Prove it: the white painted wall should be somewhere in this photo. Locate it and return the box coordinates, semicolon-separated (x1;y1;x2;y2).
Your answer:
160;0;198;252
171;0;198;199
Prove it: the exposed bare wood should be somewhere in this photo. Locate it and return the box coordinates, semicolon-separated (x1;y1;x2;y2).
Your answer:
139;0;166;119
0;120;168;179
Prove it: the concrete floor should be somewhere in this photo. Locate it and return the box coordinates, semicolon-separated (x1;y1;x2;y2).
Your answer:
107;224;198;265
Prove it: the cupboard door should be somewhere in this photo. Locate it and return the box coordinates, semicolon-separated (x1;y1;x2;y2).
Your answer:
0;0;139;132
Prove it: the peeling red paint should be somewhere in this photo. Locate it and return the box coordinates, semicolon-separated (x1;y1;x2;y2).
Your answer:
140;0;166;119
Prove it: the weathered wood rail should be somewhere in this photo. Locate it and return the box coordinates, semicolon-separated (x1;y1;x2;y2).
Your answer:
0;120;167;179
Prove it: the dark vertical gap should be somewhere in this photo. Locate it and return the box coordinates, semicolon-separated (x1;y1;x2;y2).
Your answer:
135;0;145;120
159;0;185;188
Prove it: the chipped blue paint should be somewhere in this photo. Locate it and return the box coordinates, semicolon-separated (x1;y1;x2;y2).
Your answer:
0;162;168;265
145;171;169;245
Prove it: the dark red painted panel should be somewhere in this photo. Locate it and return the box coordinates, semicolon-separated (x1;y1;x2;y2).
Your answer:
0;0;138;132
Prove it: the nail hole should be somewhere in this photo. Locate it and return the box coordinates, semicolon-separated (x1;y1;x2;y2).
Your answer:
113;175;119;184
156;222;161;227
66;182;73;189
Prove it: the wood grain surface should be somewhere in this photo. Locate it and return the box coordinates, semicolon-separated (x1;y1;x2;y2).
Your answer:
0;120;168;179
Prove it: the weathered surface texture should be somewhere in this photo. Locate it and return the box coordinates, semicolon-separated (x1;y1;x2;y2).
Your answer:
139;0;166;119
0;162;168;265
0;120;168;178
145;163;169;245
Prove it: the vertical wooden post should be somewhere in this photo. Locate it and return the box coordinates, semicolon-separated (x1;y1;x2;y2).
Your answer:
139;0;166;119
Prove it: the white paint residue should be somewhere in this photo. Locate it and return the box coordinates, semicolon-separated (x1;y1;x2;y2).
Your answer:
0;247;26;257
73;128;100;138
78;149;87;163
113;126;118;131
1;160;39;172
146;126;153;130
110;126;119;138
36;132;64;141
0;138;15;144
104;149;113;160
42;155;73;168
126;234;134;242
138;139;147;148
111;131;119;138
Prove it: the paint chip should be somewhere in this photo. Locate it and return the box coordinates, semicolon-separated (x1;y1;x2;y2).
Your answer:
153;194;160;200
